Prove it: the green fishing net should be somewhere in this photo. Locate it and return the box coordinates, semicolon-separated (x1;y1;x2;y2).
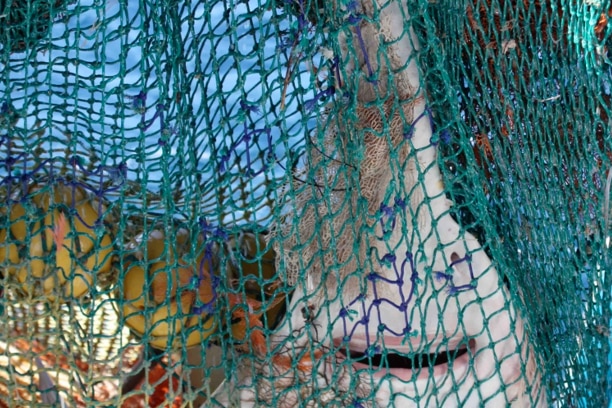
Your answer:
0;0;610;406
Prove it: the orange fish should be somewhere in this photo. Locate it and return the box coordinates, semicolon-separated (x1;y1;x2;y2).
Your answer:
228;293;267;356
52;212;68;253
228;294;287;356
228;294;324;374
119;362;182;408
271;348;324;374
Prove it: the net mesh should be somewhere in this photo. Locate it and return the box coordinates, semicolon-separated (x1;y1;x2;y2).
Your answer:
0;0;610;406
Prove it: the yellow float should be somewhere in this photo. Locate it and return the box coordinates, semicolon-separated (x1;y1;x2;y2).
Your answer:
121;229;217;349
0;182;115;301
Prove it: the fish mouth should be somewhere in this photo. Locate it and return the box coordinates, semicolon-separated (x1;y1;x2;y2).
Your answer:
336;337;475;381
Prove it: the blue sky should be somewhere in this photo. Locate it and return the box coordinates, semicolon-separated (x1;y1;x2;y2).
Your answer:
1;0;323;226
